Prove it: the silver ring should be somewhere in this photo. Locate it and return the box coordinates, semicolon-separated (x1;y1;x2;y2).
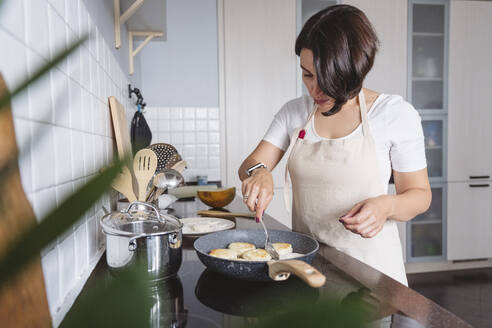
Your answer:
243;195;249;200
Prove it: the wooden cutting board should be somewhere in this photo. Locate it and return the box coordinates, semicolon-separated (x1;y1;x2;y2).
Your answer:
109;96;133;160
0;75;51;326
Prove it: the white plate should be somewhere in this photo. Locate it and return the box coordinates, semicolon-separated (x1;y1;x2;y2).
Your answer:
180;217;235;236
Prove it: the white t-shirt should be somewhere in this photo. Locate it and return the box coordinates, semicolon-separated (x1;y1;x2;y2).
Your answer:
263;94;427;191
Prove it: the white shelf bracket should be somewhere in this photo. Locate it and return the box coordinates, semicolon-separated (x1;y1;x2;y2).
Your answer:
114;0;145;49
128;31;163;75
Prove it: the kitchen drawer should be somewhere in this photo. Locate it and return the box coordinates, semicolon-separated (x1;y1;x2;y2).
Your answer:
447;181;492;261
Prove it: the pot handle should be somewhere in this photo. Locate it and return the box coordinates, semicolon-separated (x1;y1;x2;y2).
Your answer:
124;201;165;223
267;260;326;288
128;233;147;251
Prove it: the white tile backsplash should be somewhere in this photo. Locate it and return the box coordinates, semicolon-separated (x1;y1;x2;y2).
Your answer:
74;220;88;274
65;0;80;34
49;0;66;21
32;186;56;221
183;107;195;119
54;126;73;184
147;106;221;182
31;122;55;190
25;0;50;59
51;68;70;127
208;107;219;119
195;119;207;131
71;130;85;178
86;217;97;259
41;247;60;314
48;4;68;73
68;47;81;84
58;234;75;298
170;107;183;119
0;0;25;42
13;118;33;192
0;29;28;92
0;0;135;324
196;107;207;119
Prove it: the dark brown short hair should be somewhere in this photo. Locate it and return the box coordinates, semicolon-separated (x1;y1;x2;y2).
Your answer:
295;4;379;116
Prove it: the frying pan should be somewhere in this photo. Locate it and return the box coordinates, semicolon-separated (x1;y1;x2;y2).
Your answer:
194;229;326;287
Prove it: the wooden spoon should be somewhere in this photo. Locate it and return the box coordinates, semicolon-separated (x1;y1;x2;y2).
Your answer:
133;149;158;201
112;166;137;202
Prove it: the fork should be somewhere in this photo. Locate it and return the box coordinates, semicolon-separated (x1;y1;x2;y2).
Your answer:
259;218;280;260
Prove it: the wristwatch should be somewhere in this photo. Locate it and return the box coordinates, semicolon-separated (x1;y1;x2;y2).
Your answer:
246;162;268;177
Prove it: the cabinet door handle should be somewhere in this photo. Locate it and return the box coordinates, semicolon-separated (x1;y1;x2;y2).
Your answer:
470;175;490;179
469;184;490;188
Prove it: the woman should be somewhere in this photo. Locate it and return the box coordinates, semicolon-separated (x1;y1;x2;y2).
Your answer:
238;4;431;287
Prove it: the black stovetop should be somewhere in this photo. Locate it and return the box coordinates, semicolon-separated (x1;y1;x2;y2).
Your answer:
70;198;365;328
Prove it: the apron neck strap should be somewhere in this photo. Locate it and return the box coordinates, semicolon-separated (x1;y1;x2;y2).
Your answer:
304;102;318;130
358;90;370;136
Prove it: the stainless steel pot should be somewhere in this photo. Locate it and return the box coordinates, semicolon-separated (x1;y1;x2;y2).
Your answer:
101;202;183;281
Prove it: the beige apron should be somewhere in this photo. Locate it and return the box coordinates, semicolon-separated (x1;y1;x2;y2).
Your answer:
283;91;407;285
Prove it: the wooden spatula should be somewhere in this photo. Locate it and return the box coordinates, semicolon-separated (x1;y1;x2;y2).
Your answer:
170;160;187;174
112;166;137;202
197;210;256;218
133;149;157;201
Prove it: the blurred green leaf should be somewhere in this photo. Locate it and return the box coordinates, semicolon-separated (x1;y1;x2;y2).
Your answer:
0;160;122;287
60;264;152;328
255;297;368;328
0;35;87;110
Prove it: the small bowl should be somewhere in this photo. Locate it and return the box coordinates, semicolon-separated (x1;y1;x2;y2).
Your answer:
197;187;236;208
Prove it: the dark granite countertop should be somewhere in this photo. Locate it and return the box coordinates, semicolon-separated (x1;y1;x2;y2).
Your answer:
69;196;472;327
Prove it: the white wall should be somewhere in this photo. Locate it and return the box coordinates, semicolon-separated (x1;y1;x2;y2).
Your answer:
82;0;142;86
0;0;135;325
342;0;408;98
137;0;221;183
219;0;298;228
137;0;219;107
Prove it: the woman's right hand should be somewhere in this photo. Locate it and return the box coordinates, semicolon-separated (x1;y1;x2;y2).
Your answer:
241;168;274;222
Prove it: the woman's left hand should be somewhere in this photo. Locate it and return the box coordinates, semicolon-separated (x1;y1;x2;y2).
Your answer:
339;195;394;238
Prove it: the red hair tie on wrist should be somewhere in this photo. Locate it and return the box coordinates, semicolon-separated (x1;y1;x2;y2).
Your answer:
298;129;306;139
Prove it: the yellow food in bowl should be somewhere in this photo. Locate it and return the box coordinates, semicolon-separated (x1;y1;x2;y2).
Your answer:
197;187;236;208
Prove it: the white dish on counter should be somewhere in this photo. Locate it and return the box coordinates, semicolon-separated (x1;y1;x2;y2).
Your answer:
180;217;235;236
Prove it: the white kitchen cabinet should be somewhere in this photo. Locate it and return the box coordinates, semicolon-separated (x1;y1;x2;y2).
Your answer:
448;0;492;182
219;0;298;190
422;116;447;181
447;181;492;261
409;1;448;113
408;184;446;261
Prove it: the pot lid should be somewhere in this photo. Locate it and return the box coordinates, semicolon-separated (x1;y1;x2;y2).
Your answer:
101;202;182;237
